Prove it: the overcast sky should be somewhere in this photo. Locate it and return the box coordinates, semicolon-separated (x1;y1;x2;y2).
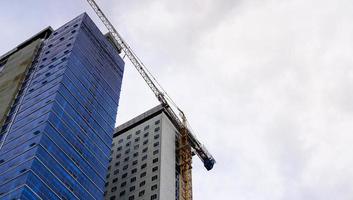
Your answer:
1;0;353;199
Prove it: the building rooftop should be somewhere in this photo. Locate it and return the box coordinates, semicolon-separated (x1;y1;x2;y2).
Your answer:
0;27;53;62
114;105;165;137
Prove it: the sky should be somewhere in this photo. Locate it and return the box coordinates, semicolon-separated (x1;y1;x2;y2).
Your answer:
1;0;353;199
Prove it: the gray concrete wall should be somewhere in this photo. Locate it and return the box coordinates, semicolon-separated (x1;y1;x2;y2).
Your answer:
159;112;177;200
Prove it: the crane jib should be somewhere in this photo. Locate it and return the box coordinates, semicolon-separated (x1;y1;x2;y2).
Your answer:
85;0;215;171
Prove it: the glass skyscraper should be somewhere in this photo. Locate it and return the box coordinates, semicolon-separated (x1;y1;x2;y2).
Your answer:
0;13;124;200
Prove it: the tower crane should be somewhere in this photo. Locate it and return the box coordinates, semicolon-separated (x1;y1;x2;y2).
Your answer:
85;1;216;199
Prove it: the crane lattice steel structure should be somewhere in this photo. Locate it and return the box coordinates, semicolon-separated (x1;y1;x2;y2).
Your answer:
85;1;216;199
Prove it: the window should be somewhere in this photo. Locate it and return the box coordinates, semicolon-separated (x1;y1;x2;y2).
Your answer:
142;155;147;161
153;158;158;163
154;127;160;132
113;169;119;175
124;157;129;162
142;147;148;153
141;163;147;169
154;120;160;125
135;137;140;142
110;196;116;200
153;142;159;147
133;152;139;157
117;147;122;151
134;144;139;150
129;195;135;200
131;177;136;182
115;162;120;167
126;142;131;147
33;130;40;135
132;160;138;165
140;181;146;187
151;184;157;191
131;168;137;174
64;49;71;54
123;165;128;170
152;175;158;181
122;173;127;178
125;149;130;154
121;181;126;187
111;187;117;192
118;139;123;144
144;132;149;138
127;134;132;139
154;135;159;139
130;186;135;192
152;166;158;172
144;125;149;130
143;140;148;145
136;130;141;135
139;190;145;196
113;178;118;183
153;150;159;155
120;191;125;196
151;194;157;200
140;172;146;178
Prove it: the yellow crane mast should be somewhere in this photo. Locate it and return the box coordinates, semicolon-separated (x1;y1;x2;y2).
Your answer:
85;1;216;199
179;113;193;200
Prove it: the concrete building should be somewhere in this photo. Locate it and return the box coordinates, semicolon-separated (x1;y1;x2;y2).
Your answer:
0;13;124;199
105;105;180;200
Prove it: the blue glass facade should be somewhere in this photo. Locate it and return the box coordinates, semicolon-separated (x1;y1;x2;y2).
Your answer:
0;13;124;200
